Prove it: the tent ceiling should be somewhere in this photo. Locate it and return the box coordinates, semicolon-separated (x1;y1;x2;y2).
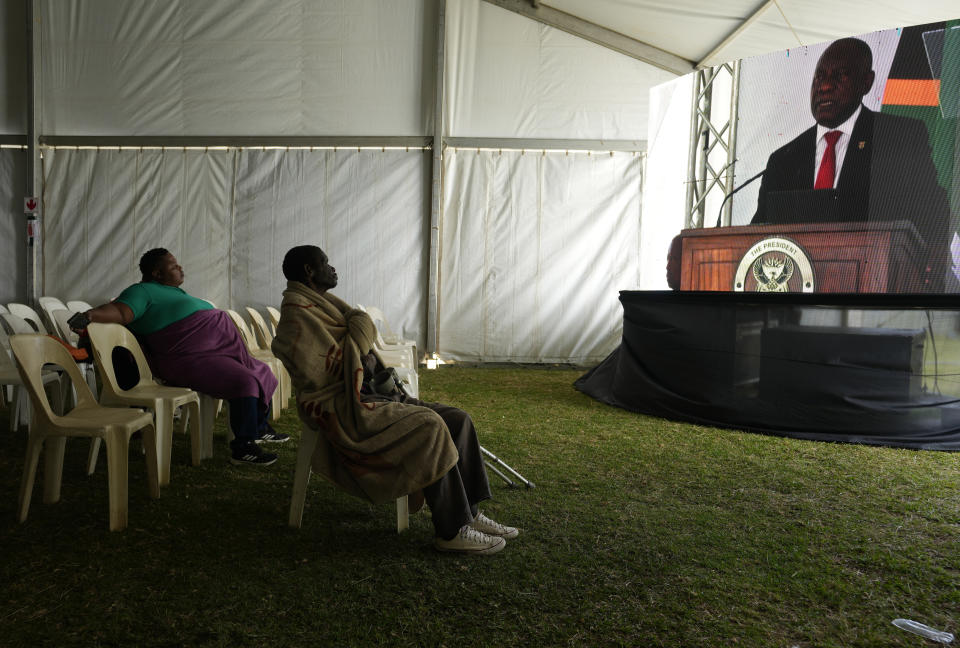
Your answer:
485;0;960;71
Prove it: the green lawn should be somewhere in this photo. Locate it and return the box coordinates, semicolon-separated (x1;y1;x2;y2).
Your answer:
0;367;957;647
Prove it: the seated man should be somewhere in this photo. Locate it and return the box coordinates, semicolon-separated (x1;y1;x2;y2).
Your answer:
271;245;519;555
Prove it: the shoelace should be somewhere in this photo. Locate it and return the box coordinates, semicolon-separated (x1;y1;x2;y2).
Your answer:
459;525;491;544
474;512;508;533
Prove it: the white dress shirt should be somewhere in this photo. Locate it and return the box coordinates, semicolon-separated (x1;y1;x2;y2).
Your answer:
814;104;862;189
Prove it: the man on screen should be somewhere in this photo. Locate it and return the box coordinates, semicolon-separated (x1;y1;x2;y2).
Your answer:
751;37;952;291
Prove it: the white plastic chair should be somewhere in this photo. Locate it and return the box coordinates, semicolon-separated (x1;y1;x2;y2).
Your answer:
1;312;35;335
0;326;63;433
66;300;94;313
51;309;80;345
265;306;281;335
289;423;410;534
246;307;292;405
86;323;203;486
356;304;417;370
225;309;286;418
10;333;159;532
38;297;67;335
7;303;47;333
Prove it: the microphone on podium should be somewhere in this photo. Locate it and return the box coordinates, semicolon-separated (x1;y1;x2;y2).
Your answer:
714;170;764;227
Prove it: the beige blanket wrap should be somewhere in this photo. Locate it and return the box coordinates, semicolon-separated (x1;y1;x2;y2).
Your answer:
271;281;457;504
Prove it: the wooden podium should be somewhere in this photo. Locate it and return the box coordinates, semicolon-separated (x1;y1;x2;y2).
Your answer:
674;220;926;292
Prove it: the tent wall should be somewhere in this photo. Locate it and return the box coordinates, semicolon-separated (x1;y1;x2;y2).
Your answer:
2;1;29;304
30;0;654;363
0;149;28;304
231;148;430;348
0;0;27;135
440;149;641;363
41;147;430;347
40;0;437;136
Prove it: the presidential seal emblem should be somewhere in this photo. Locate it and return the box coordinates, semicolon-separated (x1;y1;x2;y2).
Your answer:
733;237;814;292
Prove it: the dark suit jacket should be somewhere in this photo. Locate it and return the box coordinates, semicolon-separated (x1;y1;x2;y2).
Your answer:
751;107;951;291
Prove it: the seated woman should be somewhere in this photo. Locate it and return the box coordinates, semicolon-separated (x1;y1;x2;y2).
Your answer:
271;245;519;555
82;248;284;465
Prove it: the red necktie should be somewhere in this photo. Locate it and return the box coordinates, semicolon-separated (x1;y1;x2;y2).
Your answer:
814;130;842;190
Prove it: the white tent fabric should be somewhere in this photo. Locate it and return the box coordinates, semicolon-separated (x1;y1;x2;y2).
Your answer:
231;148;429;346
0;149;29;303
41;148;234;305
441;148;641;362
40;0;436;136
40;147;430;344
0;1;27;135
544;0;960;67
446;0;673;139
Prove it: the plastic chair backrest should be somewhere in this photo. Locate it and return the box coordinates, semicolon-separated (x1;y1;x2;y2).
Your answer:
66;300;94;313
51;310;80;345
2;312;37;335
266;306;281;331
225;309;257;350
38;296;66;320
10;334;97;420
0;304;7;314
245;307;273;348
362;305;400;340
356;304;392;349
86;323;155;398
7;303;47;333
0;327;13;364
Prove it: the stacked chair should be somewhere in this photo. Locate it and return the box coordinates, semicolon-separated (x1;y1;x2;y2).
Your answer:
245;307;291;405
265;306;281;335
224;309;288;419
8;303;47;333
13;299;98;400
356;304;419;398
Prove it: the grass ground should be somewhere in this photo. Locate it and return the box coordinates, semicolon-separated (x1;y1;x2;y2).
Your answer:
0;366;958;647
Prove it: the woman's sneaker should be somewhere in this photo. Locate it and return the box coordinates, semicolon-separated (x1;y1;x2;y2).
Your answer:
255;427;290;444
230;442;278;466
470;511;519;539
435;525;506;555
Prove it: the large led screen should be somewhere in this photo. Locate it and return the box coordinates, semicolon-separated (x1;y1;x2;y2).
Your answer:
669;21;960;294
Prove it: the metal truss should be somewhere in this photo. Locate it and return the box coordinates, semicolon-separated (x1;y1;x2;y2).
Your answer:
685;60;741;228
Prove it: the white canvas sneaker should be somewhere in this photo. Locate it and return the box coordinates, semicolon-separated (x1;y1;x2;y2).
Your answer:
470;511;519;539
435;525;506;555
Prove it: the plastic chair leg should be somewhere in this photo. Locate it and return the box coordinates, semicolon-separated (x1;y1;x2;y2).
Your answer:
17;434;44;522
86;438;102;475
396;496;409;533
104;429;130;531
289;426;319;528
182;400;203;466
42;436;67;504
153;401;174;486
198;394;218;459
141;423;160;501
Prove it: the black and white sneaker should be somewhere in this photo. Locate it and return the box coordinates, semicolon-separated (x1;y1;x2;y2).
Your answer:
230;443;278;466
255;427;290;444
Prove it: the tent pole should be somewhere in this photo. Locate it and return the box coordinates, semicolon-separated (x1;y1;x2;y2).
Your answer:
26;0;40;303
426;0;447;359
